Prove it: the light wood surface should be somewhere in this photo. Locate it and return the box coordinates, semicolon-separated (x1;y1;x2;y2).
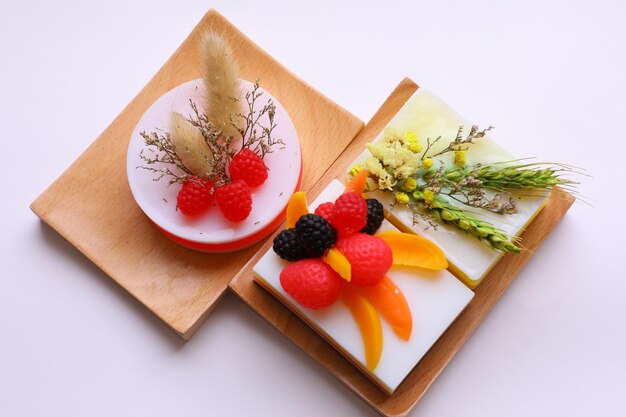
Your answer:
29;10;363;339
229;78;576;417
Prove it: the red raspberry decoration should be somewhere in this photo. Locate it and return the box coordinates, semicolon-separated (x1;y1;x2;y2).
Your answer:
330;192;368;236
335;233;392;286
215;180;253;222
314;202;335;221
176;177;215;216
229;148;268;187
280;259;343;309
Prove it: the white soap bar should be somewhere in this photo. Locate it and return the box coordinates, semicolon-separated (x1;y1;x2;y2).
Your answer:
348;89;548;288
253;179;474;394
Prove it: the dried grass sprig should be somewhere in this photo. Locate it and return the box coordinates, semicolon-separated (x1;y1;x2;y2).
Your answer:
138;130;193;185
169;112;214;176
138;86;283;186
422;125;494;160
201;31;241;139
187;100;233;187
232;81;284;158
137;31;284;187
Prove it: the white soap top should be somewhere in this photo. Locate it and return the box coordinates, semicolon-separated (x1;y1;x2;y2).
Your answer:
253;180;474;393
348;89;547;287
127;79;301;246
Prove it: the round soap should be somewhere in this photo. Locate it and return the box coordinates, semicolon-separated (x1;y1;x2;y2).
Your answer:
127;79;302;252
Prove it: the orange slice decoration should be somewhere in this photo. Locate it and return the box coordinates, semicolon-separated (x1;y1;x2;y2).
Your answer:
376;231;448;270
356;276;412;341
285;191;308;228
342;286;383;371
322;248;351;282
344;169;369;195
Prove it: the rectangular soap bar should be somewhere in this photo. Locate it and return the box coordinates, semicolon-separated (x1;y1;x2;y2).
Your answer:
253;179;474;394
348;89;548;288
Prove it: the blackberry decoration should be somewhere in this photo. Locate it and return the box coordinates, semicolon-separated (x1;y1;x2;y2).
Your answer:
273;229;308;262
295;214;337;257
360;199;385;234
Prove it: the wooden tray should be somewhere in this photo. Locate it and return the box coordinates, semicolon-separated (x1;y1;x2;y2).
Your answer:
229;78;575;417
29;9;363;339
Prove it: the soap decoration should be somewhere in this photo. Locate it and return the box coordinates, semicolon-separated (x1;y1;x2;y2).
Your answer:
201;31;242;139
272;171;448;371
351;126;580;252
136;31;284;222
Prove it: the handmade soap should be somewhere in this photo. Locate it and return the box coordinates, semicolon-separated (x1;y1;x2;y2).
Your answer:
253;180;474;394
348;89;548;288
127;79;301;252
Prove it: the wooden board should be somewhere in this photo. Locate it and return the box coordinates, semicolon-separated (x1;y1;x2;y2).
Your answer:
229;78;576;417
30;9;363;339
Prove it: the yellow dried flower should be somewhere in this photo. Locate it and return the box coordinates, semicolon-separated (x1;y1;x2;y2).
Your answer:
454;150;467;168
367;142;419;180
422;157;433;170
366;142;384;161
395;192;410;205
401;177;417;192
394;163;418;179
404;131;418;142
404;131;422;153
364;157;385;178
379;176;396;191
365;157;395;190
349;163;363;177
383;127;401;143
408;142;422;153
424;189;435;205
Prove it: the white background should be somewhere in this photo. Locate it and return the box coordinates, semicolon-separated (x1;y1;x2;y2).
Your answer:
1;1;624;416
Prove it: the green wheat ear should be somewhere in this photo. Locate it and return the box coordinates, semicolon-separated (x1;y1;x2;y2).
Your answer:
434;162;579;192
410;191;521;253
